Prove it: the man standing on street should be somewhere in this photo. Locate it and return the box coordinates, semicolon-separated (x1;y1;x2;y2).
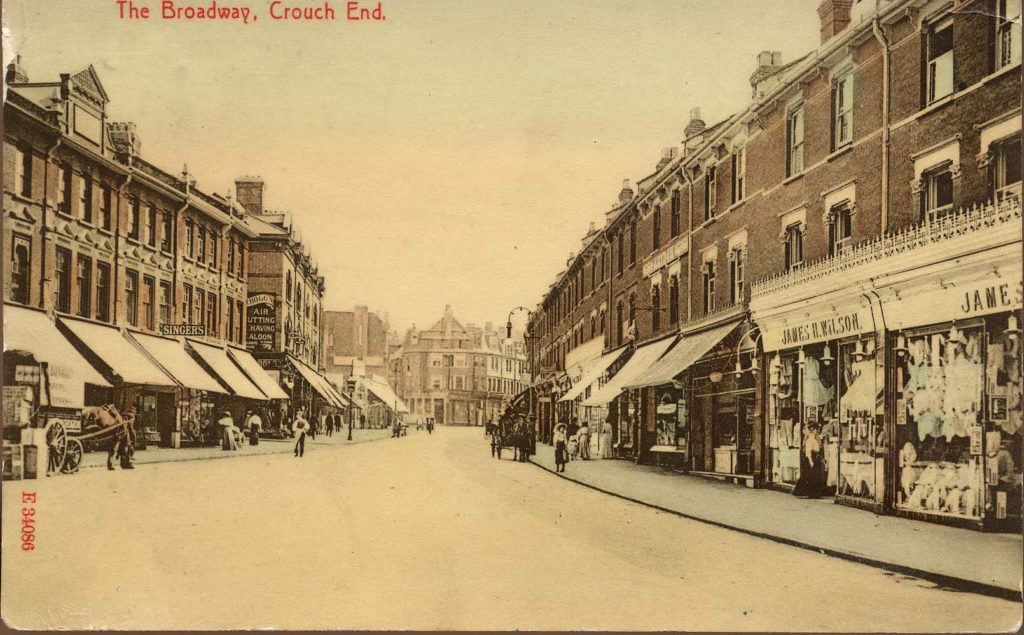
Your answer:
293;410;308;457
325;413;334;437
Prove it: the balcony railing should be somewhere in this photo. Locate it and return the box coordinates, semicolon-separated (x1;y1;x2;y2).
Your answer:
751;196;1021;300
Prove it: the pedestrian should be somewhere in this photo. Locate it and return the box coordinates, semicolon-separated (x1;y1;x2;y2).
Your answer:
307;413;317;441
245;409;262;446
325;412;334;437
578;421;591;460
553;423;568;472
793;423;825;498
106;404;136;470
293;410;308;457
360;413;367;430
218;410;236;451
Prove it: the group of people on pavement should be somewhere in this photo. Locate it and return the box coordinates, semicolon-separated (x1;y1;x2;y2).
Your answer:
216;409;266;451
553;419;591;473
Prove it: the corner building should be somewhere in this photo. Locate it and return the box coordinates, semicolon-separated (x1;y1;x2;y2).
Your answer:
527;0;1021;531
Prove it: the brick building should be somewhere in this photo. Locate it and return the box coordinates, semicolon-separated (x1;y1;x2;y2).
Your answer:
527;0;1021;531
323;306;392;382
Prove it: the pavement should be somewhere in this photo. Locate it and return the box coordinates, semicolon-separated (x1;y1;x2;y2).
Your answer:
76;427;395;470
2;427;1021;631
530;446;1024;599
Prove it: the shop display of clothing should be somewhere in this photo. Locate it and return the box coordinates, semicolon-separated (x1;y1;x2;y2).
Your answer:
841;358;875;413
941;338;982;440
802;357;832;407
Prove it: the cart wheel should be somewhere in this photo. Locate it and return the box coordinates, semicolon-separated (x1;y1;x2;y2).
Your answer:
46;421;67;473
61;438;83;474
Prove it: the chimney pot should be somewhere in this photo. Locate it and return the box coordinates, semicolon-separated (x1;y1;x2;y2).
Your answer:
235;176;266;215
817;0;853;44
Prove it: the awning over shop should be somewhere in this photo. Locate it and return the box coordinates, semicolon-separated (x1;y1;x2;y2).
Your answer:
227;347;289;400
128;332;226;393
4;305;111;408
558;347;628;403
581;336;677;407
322;377;356;409
289;357;345;408
625;321;737;389
187;339;267;400
363;378;409;413
58;317;176;387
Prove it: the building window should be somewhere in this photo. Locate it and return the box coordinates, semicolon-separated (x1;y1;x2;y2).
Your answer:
228;238;236;274
185;220;194;259
729;248;744;306
127;197;140;240
997;0;1022;69
197;226;207;261
146;204;157;247
142;276;155;330
927;16;954;104
10;234;31;305
206;293;216;336
616;233;624;274
14;146;31;197
828;202;853;256
159;281;172;327
651;284;661;332
704;165;717;220
653;206;662;250
629;219;637;265
125;269;139;326
784;223;804;271
599;309;606;335
669;275;679;325
732;148;746;203
670;189;681;237
833;72;854;149
76;256;92;318
993;135;1022;201
286;271;293;302
99;184;112;230
616;301;624;346
921;163;954;222
96;262;110;321
208;230;217;267
58;163;72;213
182;285;193;323
195;289;205;326
235;299;244;343
161;212;173;252
79;174;93;224
237;243;244;277
702;261;716;316
628;294;637;338
54;247;72;312
787;106;805;176
600;248;606;281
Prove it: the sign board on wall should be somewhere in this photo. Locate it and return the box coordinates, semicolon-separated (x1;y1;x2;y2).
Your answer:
758;305;874;352
246;293;277;352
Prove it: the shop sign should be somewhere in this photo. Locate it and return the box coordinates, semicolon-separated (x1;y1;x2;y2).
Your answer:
246;293;276;352
160;323;206;337
765;308;871;350
958;280;1023;318
41;362;82;410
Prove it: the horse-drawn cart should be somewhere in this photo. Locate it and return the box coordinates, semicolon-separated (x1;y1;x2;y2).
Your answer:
46;405;135;475
490;389;534;461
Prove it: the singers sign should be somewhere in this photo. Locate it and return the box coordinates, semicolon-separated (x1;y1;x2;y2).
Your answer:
246;293;276;352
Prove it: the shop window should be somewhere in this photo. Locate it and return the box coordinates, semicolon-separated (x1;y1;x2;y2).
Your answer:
142;276;155;330
732;147;746;203
125;269;139;326
997;0;1022;69
54;247;71;313
784;223;804;271
161;211;173;253
828;202;853;256
670;189;681;237
832;71;854;150
10;234;31;305
128;197;141;240
58;163;72;214
14;146;31;197
80;174;93;224
629;219;637;265
654;388;688;451
653;206;662;250
993;135;1022;201
704;165;717;220
895;323;996;520
669;275;679;325
100;185;112;230
787;105;805;176
921;163;954;223
702;261;716;316
76;256;92;318
836;340;882;501
651;284;661;332
96;262;110;322
729;247;744;306
927;16;954;104
182;285;193;323
159;281;172;327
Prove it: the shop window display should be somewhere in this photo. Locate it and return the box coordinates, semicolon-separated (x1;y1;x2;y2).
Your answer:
983;314;1022;525
653;386;688;451
836;340;884;502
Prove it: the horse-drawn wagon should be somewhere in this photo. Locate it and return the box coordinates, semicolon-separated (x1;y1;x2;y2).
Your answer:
46;404;136;474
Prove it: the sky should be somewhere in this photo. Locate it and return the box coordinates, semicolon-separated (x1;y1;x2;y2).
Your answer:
3;0;820;335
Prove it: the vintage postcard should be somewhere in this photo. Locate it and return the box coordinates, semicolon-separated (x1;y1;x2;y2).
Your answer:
1;0;1022;631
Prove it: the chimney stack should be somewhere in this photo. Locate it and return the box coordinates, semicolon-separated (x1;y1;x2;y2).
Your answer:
656;147;676;171
684;107;706;139
618;179;634;204
817;0;853;43
108;122;142;157
6;55;28;84
235;176;265;216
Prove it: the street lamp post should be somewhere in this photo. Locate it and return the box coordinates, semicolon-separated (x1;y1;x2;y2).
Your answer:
506;306;538;453
346;377;355;441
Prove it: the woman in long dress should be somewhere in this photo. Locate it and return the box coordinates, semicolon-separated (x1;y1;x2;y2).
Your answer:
553;423;568;472
792;423;825;498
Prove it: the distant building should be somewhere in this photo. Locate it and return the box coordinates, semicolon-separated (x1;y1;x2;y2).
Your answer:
323;306;391;382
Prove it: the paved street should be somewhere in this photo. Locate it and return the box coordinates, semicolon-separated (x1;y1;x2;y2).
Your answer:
2;427;1021;631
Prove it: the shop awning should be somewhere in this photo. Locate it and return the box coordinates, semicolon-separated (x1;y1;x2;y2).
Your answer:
625;321;736;389
322;376;356;409
58;317;176;387
4;305;111;408
581;336;677;407
558;347;629;403
325;373;362;410
128;332;227;394
227;348;289;400
187;339;267;400
289;357;345;408
364;379;409;413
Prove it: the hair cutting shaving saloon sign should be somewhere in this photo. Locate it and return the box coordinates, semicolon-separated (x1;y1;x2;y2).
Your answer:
763;308;872;351
246;293;277;352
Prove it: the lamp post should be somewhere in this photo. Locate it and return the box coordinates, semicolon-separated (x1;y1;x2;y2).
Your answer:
346;377;355;441
506;306;538;452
